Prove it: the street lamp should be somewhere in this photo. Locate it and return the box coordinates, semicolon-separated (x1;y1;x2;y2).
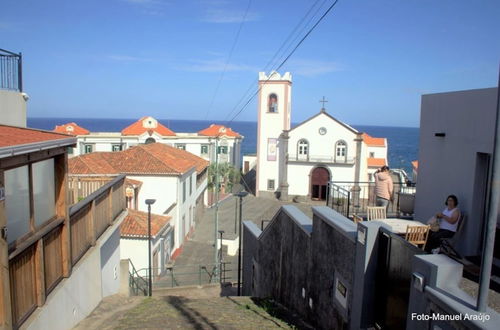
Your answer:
234;191;248;296
145;199;156;297
218;230;225;283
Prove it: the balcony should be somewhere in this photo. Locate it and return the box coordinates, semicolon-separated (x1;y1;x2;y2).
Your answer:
7;175;126;328
0;48;22;92
288;155;356;164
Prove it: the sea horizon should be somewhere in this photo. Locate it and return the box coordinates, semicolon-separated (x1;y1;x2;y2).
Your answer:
27;117;419;179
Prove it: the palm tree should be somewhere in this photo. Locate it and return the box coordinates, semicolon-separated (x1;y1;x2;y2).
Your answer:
208;163;241;194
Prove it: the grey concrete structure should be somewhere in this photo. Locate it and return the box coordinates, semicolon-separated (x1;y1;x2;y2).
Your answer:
415;87;498;256
243;205;357;329
408;254;500;329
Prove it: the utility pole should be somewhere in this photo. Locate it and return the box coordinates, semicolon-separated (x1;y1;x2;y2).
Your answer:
214;136;220;279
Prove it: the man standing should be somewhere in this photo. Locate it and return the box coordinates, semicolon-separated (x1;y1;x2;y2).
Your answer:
374;166;393;210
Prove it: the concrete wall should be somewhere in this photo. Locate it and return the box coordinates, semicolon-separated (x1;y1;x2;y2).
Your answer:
244;205;358;329
415;87;498;256
0;90;27;127
23;213;125;330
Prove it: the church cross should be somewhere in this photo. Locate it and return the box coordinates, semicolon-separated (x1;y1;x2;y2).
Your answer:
319;96;328;111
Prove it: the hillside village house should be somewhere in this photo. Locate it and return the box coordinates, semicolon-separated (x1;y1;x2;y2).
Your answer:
120;209;172;276
254;71;388;200
68;143;209;260
54;116;243;169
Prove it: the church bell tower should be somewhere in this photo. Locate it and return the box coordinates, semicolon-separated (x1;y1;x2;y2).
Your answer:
256;71;292;197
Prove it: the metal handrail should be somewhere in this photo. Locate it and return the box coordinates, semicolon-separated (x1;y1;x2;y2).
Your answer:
128;259;148;296
0;48;22;91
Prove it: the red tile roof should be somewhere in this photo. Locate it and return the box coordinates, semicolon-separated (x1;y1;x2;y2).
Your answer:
69;142;209;175
198;124;241;137
367;158;387;167
412;160;418;170
0;125;75;148
121;117;175;136
121;209;171;238
53;122;90;135
362;133;386;147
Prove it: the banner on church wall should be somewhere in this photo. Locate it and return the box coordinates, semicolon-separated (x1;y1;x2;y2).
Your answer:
267;138;277;161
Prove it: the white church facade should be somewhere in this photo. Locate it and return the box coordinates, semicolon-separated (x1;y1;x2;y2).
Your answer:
255;71;389;200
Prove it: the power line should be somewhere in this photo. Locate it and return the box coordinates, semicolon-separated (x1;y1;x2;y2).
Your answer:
204;0;253;121
223;0;325;123
226;0;341;125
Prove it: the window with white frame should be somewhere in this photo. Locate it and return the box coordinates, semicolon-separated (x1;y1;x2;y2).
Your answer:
267;179;275;190
84;144;93;154
335;140;347;161
176;144;186;151
201;145;209;155
369;152;375;158
112;144;123;152
297;139;309;159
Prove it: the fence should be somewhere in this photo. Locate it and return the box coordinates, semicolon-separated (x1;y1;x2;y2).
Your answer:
68;176;114;205
8;175;126;327
327;181;416;218
0;48;22;91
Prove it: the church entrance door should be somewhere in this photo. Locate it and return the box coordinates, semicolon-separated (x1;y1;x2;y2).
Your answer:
311;167;330;200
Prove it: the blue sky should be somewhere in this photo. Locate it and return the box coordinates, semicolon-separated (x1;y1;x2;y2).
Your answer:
1;0;499;127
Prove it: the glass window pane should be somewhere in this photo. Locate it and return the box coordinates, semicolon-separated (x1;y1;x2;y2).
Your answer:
33;159;56;227
5;165;30;244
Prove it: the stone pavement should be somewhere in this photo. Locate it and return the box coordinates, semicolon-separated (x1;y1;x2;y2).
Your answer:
73;285;307;330
173;193;318;267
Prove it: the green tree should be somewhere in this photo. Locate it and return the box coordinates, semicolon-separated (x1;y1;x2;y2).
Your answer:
208;163;241;193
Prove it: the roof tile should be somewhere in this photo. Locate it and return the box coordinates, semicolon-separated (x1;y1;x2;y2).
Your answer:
362;133;386;147
121;117;175;136
54;122;90;135
120;209;171;238
198;124;241;137
0;125;74;148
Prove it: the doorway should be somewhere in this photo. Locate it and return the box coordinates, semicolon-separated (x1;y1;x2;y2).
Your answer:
311;167;330;200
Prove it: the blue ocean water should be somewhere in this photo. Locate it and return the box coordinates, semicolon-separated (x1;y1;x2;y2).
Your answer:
27;118;418;179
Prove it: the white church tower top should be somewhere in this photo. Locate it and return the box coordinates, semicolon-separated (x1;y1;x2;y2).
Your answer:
258;71;292;82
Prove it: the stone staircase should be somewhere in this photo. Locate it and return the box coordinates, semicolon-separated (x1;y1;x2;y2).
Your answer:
73;285;302;329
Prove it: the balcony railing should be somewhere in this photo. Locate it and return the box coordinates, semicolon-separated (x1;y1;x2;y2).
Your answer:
0;48;22;92
326;181;416;219
8;174;126;327
288;155;356;164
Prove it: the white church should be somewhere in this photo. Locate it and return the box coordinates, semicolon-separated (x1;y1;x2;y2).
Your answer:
254;71;389;200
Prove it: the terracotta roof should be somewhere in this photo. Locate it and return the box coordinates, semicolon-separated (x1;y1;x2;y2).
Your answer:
198;124;241;137
367;158;387;167
121;117;175;136
69;142;209;175
362;133;386;147
0;125;75;148
120;209;171;238
412;160;418;170
54;122;90;135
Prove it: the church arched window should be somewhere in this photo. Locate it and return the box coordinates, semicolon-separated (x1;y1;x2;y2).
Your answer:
145;137;156;144
335;140;347;162
297;139;309;160
268;93;278;113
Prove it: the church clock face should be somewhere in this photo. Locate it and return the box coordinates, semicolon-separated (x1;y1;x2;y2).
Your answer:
319;127;327;135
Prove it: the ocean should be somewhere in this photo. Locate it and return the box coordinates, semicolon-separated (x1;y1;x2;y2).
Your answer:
27;118;419;179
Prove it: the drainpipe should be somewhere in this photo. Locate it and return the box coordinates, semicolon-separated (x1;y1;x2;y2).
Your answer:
477;68;500;311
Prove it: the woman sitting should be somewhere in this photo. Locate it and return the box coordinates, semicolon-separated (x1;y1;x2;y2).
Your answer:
425;195;461;253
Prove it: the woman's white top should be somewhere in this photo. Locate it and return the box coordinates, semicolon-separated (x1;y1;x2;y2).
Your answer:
439;207;459;232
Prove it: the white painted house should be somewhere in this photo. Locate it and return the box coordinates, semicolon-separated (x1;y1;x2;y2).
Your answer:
54;116;243;169
255;71;388;200
69;142;208;259
120;209;173;276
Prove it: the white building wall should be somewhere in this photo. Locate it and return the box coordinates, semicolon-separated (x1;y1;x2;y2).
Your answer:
366;145;387;160
288;113;358;162
23;215;124;330
414;87;498;256
127;176;177;215
0;90;27;127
